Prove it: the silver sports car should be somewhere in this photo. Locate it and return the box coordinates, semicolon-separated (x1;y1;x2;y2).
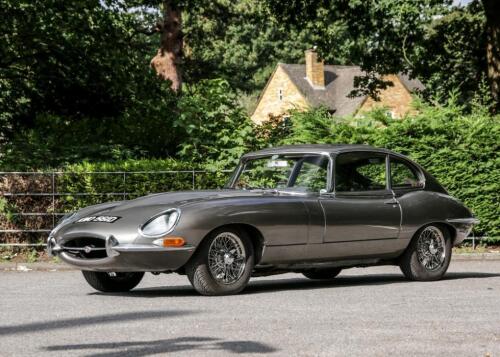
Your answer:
47;144;479;295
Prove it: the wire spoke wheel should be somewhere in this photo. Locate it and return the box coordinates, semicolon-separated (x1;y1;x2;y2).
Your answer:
208;232;246;285
416;226;446;271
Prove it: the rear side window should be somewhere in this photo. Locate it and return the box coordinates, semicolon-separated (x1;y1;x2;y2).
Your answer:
335;152;387;192
390;157;420;189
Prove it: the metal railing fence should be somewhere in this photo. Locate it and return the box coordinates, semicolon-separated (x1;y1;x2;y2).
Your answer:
0;170;231;246
0;170;485;248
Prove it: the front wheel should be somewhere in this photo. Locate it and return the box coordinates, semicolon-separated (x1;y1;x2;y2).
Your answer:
186;228;254;296
82;271;144;292
399;225;452;281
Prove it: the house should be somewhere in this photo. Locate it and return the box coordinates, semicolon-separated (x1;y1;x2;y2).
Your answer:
251;49;424;124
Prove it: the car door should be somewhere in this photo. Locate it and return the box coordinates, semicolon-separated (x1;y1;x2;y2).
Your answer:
320;151;401;244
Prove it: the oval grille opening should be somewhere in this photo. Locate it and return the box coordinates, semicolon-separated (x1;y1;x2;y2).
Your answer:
62;237;107;259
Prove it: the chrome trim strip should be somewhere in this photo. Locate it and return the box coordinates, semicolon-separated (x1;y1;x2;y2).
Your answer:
61;246;106;251
446;218;480;225
112;244;195;253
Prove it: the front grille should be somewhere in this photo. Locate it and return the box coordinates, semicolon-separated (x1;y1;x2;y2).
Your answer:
62;237;107;259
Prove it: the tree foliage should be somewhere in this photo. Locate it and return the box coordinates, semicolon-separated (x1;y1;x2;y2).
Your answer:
265;0;499;110
415;2;491;107
0;0;185;167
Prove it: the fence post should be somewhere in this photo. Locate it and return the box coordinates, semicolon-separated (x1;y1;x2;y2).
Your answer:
192;170;195;190
123;172;127;200
51;172;56;229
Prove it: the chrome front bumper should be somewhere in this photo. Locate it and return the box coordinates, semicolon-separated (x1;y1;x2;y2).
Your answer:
47;235;196;272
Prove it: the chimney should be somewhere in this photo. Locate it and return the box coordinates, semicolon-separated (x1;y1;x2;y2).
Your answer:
305;48;325;88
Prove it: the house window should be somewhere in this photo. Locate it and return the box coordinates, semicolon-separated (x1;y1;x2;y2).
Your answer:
386;110;396;119
278;88;283;101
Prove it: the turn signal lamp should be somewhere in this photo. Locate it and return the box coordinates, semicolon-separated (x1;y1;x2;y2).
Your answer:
153;237;185;247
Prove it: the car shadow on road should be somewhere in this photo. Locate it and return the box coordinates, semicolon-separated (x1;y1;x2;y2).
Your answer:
43;336;277;356
99;271;500;298
244;271;500;295
0;310;195;337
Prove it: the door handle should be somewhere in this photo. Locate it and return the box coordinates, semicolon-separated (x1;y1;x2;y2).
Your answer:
384;198;398;205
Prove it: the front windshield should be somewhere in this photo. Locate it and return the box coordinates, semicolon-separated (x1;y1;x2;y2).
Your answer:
230;154;329;193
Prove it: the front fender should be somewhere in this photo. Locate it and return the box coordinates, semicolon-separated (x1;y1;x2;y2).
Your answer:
172;196;310;247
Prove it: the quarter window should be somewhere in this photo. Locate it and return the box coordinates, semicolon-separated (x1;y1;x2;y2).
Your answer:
335;152;387;192
390;158;420;189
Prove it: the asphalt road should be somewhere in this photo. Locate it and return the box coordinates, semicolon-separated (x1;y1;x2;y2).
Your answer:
1;261;499;356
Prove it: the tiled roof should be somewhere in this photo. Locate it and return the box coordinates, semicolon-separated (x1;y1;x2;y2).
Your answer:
279;64;424;116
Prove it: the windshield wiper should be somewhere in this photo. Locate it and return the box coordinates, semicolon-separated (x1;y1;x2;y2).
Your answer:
250;188;280;195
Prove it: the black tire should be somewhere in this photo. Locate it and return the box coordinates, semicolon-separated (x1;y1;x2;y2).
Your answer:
399;225;452;281
302;268;342;280
186;228;254;296
82;271;144;292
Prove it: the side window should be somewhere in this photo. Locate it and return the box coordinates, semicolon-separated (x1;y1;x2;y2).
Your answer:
390;158;420;189
335;152;387;192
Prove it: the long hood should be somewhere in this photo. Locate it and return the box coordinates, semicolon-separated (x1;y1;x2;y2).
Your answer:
109;190;261;213
54;190;263;242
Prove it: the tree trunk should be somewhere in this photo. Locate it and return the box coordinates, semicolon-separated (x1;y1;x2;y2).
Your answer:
482;0;500;109
150;1;183;92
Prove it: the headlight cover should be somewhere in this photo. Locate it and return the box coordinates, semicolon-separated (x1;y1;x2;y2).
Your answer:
140;209;180;237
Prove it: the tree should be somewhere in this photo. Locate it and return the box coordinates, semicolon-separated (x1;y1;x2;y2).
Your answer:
150;1;183;92
142;0;316;95
413;2;488;106
482;0;500;105
0;0;182;167
182;0;316;93
264;0;499;110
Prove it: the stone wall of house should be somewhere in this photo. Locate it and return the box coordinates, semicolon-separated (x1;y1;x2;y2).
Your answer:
356;74;415;119
251;65;309;124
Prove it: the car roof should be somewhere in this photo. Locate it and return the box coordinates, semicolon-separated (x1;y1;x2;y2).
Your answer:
242;144;395;158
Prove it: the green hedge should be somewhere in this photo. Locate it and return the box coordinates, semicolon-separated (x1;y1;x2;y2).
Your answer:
279;102;499;237
57;159;231;211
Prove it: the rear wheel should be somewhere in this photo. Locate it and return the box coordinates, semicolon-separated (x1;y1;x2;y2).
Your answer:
82;271;144;292
399;225;452;281
186;228;254;296
302;268;342;280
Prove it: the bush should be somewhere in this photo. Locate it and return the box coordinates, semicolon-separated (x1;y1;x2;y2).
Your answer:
176;79;256;167
275;101;499;237
58;159;232;211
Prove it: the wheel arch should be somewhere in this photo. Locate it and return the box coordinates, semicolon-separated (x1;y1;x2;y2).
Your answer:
196;223;266;264
410;221;457;245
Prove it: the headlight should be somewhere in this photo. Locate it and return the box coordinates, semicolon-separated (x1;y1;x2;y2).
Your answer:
140;209;180;237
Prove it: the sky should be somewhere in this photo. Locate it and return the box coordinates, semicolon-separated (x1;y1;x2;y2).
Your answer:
453;0;473;5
